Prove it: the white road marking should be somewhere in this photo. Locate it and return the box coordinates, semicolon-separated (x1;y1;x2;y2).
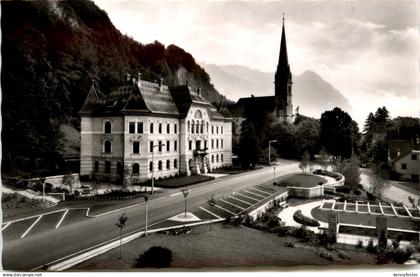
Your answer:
248;187;271;196
229;195;253;206
56;209;69;229
214;204;236;215
236;192;260;202
243;189;265;198
21;215;43;239
2;222;11;231
220;199;246;210
199;206;222;219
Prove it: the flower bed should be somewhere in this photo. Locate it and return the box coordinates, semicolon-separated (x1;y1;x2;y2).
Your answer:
293;210;320;227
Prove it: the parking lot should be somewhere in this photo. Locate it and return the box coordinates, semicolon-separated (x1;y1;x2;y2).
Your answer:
2;208;90;241
188;184;279;221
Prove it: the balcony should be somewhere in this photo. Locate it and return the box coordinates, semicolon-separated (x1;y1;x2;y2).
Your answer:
193;148;208;157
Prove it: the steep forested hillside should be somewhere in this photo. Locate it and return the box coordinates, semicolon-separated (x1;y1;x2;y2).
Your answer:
1;0;226;177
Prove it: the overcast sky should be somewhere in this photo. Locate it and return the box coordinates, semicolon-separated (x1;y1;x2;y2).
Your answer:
94;0;420;127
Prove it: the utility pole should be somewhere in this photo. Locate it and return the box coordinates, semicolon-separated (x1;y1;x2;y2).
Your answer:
268;140;277;165
182;187;190;218
144;195;148;236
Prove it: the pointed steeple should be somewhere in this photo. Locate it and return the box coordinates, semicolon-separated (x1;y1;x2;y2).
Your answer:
277;13;290;76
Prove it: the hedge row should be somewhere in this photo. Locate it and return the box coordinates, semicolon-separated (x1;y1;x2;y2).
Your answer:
293;210;320;227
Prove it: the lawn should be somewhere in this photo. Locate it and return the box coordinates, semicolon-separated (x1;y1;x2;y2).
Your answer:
71;223;377;270
280;174;327;188
155;175;214;188
1;193;54;218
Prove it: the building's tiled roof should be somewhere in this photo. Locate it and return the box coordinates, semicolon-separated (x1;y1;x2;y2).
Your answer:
388;140;416;162
80;80;227;120
229;96;277;117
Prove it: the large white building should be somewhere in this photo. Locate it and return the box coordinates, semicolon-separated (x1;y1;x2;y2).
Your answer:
79;74;232;183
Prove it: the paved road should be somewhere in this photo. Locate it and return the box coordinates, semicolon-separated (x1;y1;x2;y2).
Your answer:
2;162;298;270
360;169;419;206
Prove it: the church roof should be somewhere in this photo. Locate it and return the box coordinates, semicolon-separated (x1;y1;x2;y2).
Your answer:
229;96;277;117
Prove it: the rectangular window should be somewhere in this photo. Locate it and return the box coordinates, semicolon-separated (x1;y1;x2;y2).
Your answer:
221;139;224;149
137;122;143;134
401;163;407;170
150;123;154;134
411;154;417;160
129;122;135;134
150;141;154;152
133;141;140;154
204;140;207;149
174;141;178;151
216;139;219;148
212;126;214;134
216;126;219;134
166;141;170;152
159;123;162;134
189;140;192;151
174;124;177;134
221;126;223;134
158;141;163;152
211;139;214;149
167;124;170;134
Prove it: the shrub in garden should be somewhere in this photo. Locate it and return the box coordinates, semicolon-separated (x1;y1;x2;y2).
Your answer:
293;210;320;227
356;240;363;248
285;241;295;247
293;226;316;242
277;226;289;237
319;251;333;261
135;246;173;268
366;239;377;254
388;247;414;264
317;232;336;246
353;190;361;196
336;186;351;194
367;192;376;201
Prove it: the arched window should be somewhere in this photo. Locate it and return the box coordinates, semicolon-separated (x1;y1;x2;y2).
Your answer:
187;121;190;133
191;121;195;134
166;160;170;169
174;159;178;168
132;163;140;175
94;161;99;172
104;140;112;153
149;161;153;172
104;121;111;133
117;162;123;176
105;161;111;173
216;154;219;163
158;161;163;171
194;110;202;119
206;122;209;133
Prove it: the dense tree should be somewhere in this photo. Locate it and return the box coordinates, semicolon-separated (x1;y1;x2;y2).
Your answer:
320;107;359;159
294;116;320;158
340;156;361;189
238;120;261;168
299;151;310;173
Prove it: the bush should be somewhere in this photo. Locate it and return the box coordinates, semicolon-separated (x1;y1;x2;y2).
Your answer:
356;240;363;248
285;241;295;247
366;239;377;254
317;232;337;246
367;192;376;201
353;190;361;196
319;251;333;261
389;247;414;264
293;210;320;227
135;246;173;268
277;226;289;237
292;226;315;242
336;186;351;194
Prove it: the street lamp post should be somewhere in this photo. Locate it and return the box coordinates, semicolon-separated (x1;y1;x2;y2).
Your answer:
151;143;165;194
182;187;190;218
273;166;276;185
144;195;148;236
268;140;277;165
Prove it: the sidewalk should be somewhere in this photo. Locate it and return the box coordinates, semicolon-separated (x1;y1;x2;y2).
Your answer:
277;200;327;233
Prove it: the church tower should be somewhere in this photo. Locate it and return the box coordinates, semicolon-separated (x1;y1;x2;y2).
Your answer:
274;15;293;123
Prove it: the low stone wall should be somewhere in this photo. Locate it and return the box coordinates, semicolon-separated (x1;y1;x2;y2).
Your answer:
287;185;324;198
28;173;81;190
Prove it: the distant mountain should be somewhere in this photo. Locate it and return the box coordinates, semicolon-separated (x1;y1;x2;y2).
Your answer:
1;0;227;177
203;64;353;118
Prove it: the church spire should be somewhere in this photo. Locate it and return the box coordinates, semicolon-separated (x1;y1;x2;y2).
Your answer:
277;13;289;72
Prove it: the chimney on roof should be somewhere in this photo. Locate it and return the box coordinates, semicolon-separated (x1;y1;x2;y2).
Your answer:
137;73;142;88
126;73;131;83
196;88;201;96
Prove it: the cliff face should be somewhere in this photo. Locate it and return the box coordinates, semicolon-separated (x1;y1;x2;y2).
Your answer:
1;0;225;176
